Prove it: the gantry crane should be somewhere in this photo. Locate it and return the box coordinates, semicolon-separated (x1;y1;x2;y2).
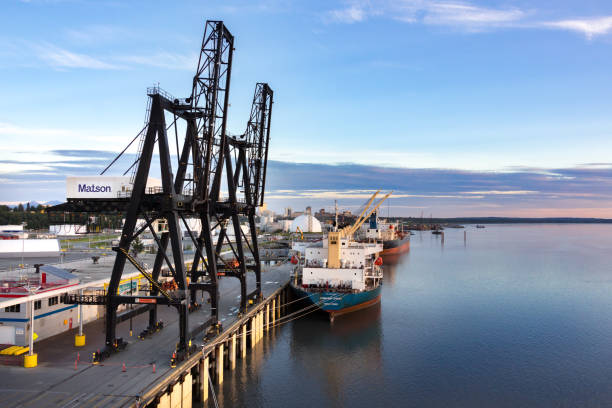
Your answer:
48;20;273;363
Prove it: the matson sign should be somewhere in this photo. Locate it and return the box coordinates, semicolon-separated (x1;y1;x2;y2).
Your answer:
66;176;161;199
66;176;131;199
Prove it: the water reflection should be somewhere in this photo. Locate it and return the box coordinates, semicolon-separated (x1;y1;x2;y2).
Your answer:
383;263;399;286
215;225;612;407
288;305;383;407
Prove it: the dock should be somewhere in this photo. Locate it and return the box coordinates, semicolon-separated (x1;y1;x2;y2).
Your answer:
0;262;293;408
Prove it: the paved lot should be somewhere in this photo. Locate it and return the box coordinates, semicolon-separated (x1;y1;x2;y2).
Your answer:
0;262;292;408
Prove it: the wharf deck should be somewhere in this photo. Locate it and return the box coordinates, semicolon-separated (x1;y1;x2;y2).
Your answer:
0;262;292;408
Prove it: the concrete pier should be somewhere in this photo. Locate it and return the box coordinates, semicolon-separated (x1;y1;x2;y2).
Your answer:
230;332;236;369
250;316;256;349
241;323;247;358
272;298;276;326
200;357;209;403
150;285;290;407
216;343;224;385
0;263;292;408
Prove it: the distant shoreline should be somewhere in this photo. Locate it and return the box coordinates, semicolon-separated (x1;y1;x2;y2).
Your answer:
392;217;612;224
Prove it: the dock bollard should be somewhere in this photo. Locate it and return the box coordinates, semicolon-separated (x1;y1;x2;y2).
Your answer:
23;353;37;368
74;334;86;347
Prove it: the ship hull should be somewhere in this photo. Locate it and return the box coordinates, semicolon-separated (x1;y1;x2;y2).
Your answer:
291;284;382;321
381;237;410;263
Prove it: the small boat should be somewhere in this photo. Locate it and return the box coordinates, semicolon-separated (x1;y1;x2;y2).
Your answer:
476;225;486;229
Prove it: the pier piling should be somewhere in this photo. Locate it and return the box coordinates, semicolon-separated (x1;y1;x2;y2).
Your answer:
230;333;236;369
216;344;224;385
241;324;247;358
200;357;209;403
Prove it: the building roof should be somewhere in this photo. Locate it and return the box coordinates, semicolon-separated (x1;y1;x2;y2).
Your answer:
290;214;322;233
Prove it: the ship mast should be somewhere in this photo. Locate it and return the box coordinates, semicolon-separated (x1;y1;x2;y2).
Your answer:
334;200;338;232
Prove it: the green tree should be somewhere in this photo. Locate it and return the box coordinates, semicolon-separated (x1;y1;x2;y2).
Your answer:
131;237;144;257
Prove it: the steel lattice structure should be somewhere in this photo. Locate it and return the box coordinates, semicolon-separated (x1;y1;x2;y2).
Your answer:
48;20;273;363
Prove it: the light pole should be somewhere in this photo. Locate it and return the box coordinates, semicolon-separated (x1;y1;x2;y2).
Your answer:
75;288;86;347
24;280;41;368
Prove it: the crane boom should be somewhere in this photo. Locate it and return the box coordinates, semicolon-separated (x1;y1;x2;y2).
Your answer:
346;191;393;236
344;190;380;234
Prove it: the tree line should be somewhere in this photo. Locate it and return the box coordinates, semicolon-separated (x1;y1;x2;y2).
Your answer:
0;204;124;231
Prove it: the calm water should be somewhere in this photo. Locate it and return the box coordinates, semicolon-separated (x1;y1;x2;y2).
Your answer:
214;224;612;407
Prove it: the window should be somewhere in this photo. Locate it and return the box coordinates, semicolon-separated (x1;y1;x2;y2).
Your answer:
5;304;20;313
48;296;59;307
34;300;42;310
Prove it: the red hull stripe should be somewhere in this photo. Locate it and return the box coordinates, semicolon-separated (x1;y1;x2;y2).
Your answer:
328;294;381;318
381;241;410;256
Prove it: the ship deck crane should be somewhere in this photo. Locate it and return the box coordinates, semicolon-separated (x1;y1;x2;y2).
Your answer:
327;191;392;268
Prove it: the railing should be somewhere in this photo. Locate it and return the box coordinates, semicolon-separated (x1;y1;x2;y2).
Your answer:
298;284;355;294
146;85;177;102
63;292;107;305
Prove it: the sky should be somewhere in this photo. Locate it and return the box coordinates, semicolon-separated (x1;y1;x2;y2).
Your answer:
2;0;612;217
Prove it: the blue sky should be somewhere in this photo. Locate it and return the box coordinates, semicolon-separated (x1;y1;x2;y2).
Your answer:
2;0;612;217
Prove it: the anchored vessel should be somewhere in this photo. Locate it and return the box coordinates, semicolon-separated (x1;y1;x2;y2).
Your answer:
291;192;391;322
360;211;410;263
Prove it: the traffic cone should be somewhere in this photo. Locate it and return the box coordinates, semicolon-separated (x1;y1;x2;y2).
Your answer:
122;362;126;372
152;363;156;373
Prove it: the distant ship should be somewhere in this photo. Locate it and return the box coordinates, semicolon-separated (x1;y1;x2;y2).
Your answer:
291;192;391;322
476;225;486;229
358;211;410;263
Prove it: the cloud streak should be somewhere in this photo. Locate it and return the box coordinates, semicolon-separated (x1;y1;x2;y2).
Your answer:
326;0;612;38
540;16;612;39
3;150;612;217
2;40;195;71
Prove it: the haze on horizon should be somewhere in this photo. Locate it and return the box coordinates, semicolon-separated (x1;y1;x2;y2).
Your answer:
1;0;612;218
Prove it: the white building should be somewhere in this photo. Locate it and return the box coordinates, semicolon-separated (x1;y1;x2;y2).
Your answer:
49;224;87;236
0;225;27;239
290;214;322;233
0;239;61;258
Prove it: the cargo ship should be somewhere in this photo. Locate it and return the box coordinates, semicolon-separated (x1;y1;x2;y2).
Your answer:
291;192;391;322
358;211;410;263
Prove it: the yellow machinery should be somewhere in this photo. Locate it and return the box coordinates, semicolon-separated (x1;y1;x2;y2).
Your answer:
327;190;392;268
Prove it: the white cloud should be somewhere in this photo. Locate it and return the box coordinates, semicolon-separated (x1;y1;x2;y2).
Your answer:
541;16;612;39
117;52;197;71
461;190;538;195
326;0;612;39
3;40;195;71
422;2;524;28
327;0;525;30
266;189;484;200
328;5;366;23
34;44;121;70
